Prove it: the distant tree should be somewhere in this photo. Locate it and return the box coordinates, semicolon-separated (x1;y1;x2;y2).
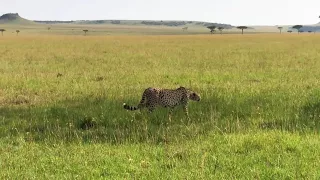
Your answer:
182;27;188;31
83;29;88;36
298;30;304;33
16;30;20;36
0;29;5;36
237;26;248;34
277;27;283;34
47;27;51;31
207;25;216;34
218;27;224;34
287;30;292;33
111;20;121;24
292;25;303;34
308;30;312;33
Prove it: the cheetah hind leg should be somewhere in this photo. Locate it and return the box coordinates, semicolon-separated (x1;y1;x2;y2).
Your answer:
147;104;155;113
137;103;146;112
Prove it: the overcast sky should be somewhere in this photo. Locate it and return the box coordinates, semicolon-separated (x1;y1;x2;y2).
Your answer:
1;0;319;26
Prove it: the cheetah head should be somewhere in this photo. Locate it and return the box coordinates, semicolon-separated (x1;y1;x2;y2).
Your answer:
189;91;201;101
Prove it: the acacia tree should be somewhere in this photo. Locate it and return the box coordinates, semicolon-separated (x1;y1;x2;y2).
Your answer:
0;29;5;36
292;25;303;34
16;30;20;36
207;25;216;34
237;26;248;34
218;27;224;34
83;29;88;36
277;27;283;34
287;30;292;33
182;27;188;31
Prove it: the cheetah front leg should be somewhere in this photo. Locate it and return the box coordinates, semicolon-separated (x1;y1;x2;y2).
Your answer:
183;104;190;120
168;108;174;122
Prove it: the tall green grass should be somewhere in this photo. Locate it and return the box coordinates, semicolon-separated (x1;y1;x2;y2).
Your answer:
0;34;319;178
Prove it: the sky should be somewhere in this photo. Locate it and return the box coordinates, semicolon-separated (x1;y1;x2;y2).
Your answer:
1;0;319;26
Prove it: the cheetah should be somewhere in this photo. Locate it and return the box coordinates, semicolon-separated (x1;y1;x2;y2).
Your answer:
123;86;200;120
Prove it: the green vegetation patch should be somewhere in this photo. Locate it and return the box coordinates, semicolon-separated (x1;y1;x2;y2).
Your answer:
0;34;319;178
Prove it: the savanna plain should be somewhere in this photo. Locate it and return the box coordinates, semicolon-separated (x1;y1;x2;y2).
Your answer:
0;33;320;179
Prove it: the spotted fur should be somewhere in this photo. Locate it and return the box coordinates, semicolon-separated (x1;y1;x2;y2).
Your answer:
123;86;200;119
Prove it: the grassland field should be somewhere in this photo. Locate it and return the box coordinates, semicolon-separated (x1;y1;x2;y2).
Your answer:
0;31;320;179
0;23;283;36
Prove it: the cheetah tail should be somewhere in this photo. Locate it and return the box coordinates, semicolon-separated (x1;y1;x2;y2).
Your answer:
123;103;138;111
